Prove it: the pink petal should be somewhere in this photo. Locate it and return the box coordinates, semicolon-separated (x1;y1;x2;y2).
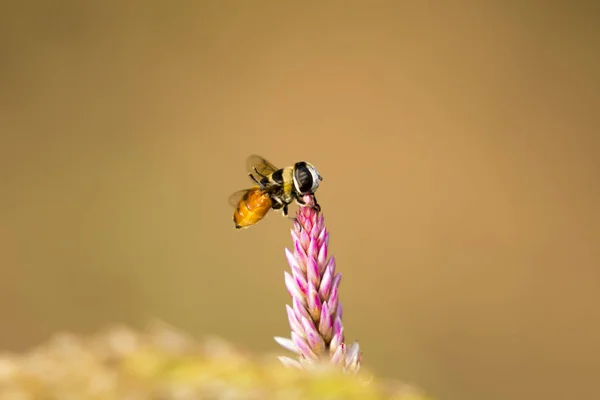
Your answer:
306;257;319;288
286;305;304;337
285;248;298;270
317;227;327;247
293;296;311;324
325;256;336;277
331;272;342;292
315;214;324;234
292;331;318;360
306;282;322;322
335;303;343;320
328;285;338;316
290;229;300;248
293;220;302;233
304;219;313;234
299;228;310;251
319;265;332;299
317;243;328;273
307;238;319;262
310;221;320;240
330;342;346;365
284;271;306;305
294;241;308;273
330;316;344;352
345;341;361;369
278;356;302;369
274;336;300;355
301;316;325;356
290;264;308;295
318;302;333;342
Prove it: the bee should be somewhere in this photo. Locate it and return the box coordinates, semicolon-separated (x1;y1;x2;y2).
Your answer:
229;155;323;229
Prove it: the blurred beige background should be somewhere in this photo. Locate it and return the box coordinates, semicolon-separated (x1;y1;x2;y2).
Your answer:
1;2;599;399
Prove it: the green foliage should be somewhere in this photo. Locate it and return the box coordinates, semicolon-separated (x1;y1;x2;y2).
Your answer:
0;321;433;400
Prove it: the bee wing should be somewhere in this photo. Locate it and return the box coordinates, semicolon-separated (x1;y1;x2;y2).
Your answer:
228;189;252;208
246;155;279;179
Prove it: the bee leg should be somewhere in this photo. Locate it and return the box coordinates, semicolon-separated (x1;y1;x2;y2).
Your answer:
274;199;294;221
248;173;270;190
311;196;321;213
253;167;268;179
272;199;283;210
273;199;288;216
295;194;321;213
248;173;262;186
285;210;299;223
272;196;286;214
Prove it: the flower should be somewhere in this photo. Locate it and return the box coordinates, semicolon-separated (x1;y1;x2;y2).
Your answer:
274;195;361;373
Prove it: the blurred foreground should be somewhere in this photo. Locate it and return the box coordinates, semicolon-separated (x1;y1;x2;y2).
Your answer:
0;321;430;400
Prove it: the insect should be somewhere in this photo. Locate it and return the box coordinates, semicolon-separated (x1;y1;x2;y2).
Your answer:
229;155;323;229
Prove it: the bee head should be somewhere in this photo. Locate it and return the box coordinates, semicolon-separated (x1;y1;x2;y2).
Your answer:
293;161;322;195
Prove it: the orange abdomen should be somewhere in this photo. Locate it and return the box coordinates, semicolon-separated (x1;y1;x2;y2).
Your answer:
233;189;273;228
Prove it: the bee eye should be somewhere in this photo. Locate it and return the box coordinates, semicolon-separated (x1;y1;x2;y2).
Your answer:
293;163;314;194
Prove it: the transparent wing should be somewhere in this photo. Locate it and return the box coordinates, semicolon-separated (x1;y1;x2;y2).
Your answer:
246;155;279;179
228;189;252;208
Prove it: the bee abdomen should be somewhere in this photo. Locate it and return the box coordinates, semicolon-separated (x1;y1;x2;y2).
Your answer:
233;190;272;228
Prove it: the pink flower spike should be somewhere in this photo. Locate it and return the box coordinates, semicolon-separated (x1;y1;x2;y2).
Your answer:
277;194;361;373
